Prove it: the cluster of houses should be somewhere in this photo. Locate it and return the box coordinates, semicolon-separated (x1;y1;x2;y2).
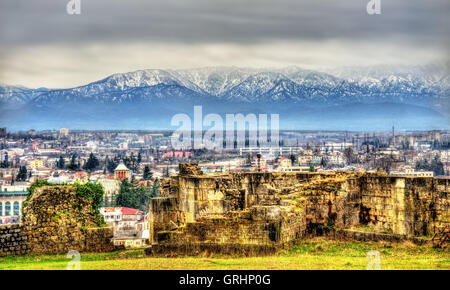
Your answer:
1;128;449;247
0;162;151;248
101;206;149;248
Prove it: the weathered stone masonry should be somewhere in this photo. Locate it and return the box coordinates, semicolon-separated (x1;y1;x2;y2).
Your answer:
0;224;28;256
1;167;448;257
0;186;114;257
147;164;449;255
359;176;449;236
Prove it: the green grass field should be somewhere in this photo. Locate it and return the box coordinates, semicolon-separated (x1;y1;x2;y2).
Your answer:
1;238;448;270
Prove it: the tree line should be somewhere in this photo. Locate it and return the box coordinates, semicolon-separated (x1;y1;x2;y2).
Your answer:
112;178;159;212
415;155;445;176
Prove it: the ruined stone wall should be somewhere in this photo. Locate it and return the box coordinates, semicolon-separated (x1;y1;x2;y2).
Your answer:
158;218;272;245
406;178;449;235
155;206;304;247
85;227;115;252
0;224;28;257
149;169;361;246
0;186;115;256
359;176;449;236
149;165;450;251
24;186;98;254
149;174;236;243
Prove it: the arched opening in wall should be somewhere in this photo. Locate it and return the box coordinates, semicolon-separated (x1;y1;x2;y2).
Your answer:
13;201;19;216
5;202;11;216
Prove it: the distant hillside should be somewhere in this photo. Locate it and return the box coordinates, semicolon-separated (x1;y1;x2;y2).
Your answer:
1;66;448;131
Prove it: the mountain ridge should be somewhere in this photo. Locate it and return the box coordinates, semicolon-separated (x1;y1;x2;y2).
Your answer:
1;66;448;130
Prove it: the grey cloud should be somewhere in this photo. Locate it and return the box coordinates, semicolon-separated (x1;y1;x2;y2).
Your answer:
1;0;448;88
0;0;448;47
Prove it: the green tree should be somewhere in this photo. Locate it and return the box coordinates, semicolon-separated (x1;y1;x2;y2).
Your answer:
431;155;444;176
57;156;65;169
150;178;159;198
0;160;9;168
115;179;151;212
106;156;119;173
320;157;328;168
67;154;79;171
416;155;444;176
16;166;27;181
84;153;99;171
343;147;357;164
142;165;153;180
74;181;106;226
289;154;296;165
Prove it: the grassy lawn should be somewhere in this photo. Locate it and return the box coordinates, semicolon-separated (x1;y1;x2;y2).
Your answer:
0;238;448;270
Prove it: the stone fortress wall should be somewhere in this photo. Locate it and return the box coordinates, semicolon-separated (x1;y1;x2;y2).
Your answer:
0;186;114;257
147;164;449;255
1;165;448;257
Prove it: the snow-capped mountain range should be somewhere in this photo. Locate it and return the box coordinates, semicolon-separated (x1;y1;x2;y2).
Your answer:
0;66;449;130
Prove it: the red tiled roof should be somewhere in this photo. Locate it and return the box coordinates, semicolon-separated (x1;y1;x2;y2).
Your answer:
121;207;141;215
75;172;87;177
103;207;120;213
103;207;141;215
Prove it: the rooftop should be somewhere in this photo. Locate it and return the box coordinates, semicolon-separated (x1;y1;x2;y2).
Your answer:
102;207;141;215
0;191;27;197
115;162;129;171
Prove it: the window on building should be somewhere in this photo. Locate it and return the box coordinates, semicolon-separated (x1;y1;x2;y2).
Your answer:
5;202;11;216
0;202;2;216
13;201;19;216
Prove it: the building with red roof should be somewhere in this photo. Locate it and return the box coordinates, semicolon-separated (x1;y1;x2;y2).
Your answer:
100;207;144;226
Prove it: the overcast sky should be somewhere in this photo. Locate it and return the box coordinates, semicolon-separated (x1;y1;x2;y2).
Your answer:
0;0;448;88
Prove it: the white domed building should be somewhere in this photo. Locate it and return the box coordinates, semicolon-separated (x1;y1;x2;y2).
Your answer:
114;162;130;181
